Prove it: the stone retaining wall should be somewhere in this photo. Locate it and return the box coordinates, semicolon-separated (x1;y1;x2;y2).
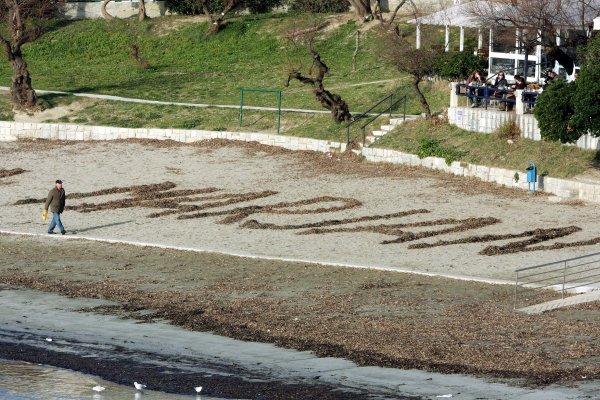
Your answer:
61;1;168;20
0;121;345;154
1;121;598;203
362;147;600;204
448;106;600;151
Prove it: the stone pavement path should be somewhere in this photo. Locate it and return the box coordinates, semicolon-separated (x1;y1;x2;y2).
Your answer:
518;291;600;314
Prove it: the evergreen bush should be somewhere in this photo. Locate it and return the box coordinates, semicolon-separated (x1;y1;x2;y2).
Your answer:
533;79;579;143
164;0;283;15
288;0;349;13
432;52;487;81
569;35;600;138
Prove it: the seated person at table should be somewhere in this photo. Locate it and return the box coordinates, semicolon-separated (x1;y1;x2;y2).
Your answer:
511;75;527;90
492;71;508;107
493;71;508;89
466;70;484;107
504;75;526;111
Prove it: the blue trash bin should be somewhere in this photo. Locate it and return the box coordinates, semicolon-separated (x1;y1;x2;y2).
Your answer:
526;162;537;191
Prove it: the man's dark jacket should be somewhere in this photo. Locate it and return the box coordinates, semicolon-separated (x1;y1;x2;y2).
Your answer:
44;188;66;214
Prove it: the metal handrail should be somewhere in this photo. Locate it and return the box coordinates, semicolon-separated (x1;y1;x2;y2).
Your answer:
358;95;407;146
345;93;406;145
514;251;600;309
516;252;600;272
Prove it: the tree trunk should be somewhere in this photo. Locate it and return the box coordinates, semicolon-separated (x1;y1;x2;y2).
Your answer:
139;0;147;21
412;77;431;119
7;46;37;110
348;0;373;21
287;49;352;123
101;0;114;20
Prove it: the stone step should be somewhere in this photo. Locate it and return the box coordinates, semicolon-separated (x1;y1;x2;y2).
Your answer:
390;117;416;125
364;136;377;144
380;125;395;132
517;290;600;314
372;130;386;137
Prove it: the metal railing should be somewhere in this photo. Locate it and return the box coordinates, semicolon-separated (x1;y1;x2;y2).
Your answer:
345;93;407;146
514;251;600;309
455;83;516;110
358;95;407;146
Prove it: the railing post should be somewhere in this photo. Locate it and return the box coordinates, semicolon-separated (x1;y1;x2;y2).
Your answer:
362;127;366;147
347;126;350;146
389;94;393;118
239;88;244;127
450;82;459;108
277;91;282;134
514;271;519;310
484;86;488;110
562;261;567;299
403;96;406;121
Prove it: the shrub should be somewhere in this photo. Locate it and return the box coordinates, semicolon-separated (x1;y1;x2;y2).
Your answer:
246;0;284;13
416;138;466;165
433;51;487;81
164;0;204;15
288;0;349;13
164;0;283;15
569;36;600;138
534;79;579;143
493;119;520;142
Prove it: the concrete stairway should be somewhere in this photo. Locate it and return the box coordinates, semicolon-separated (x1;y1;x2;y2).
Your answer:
364;117;415;146
516;290;600;314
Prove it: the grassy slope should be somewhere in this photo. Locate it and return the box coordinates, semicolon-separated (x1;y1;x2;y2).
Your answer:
0;14;596;178
0;14;447;140
374;119;598;178
2;15;445;112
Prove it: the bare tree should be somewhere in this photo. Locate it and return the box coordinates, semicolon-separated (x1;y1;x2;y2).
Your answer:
349;0;416;24
199;0;243;35
286;45;352;123
0;0;57;110
100;0;112;19
101;0;147;21
138;0;147;21
348;0;374;21
284;24;352;123
382;27;436;119
471;0;600;74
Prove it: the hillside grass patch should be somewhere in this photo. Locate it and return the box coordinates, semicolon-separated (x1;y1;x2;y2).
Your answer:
373;118;599;179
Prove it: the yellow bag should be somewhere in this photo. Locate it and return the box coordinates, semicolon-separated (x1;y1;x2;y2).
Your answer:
42;210;47;221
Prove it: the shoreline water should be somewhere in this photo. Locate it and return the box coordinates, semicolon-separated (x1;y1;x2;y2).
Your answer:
0;287;404;400
0;359;205;400
1;284;598;399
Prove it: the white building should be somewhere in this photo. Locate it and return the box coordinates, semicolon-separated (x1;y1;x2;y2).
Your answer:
410;1;598;82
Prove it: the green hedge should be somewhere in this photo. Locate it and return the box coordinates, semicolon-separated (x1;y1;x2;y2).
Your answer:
534;79;579;143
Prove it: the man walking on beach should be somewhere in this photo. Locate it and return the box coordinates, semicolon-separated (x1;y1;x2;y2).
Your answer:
44;179;66;235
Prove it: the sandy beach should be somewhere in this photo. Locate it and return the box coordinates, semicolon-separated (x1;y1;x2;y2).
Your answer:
1;139;599;397
1;139;599;281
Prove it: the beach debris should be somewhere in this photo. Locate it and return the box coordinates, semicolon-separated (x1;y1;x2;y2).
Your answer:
194;386;203;393
92;386;105;392
134;381;146;391
45;337;52;342
436;395;452;398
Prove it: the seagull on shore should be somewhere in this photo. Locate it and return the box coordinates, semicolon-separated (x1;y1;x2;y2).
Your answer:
134;381;146;391
195;386;203;393
92;385;105;392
